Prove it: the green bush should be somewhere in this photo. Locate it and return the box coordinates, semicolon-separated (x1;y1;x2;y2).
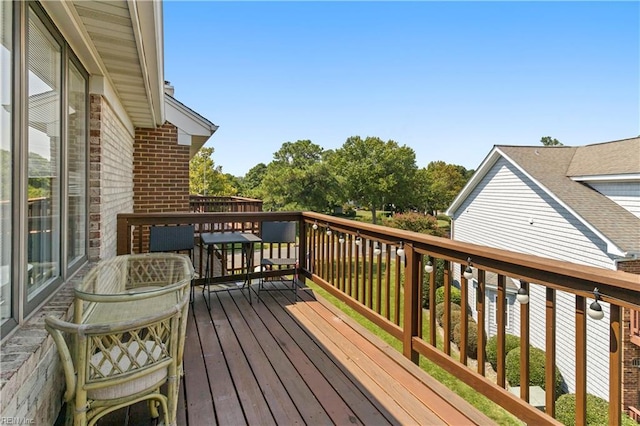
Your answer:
505;346;564;397
435;286;462;306
486;334;520;371
383;212;446;237
453;317;484;360
435;302;461;327
448;311;462;339
555;393;636;426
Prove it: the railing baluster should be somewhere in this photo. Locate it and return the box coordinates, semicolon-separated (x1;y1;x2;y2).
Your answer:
429;256;437;346
476;269;486;375
367;240;374;309
520;281;530;403
496;274;506;388
384;247;391;318
443;261;451;355
460;263;469;365
403;243;420;364
395;253;402;326
575;295;587;426
610;305;622;426
545;287;556;416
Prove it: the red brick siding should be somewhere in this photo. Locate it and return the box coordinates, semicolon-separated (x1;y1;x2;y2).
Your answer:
618;259;640;415
88;94;102;261
133;123;191;213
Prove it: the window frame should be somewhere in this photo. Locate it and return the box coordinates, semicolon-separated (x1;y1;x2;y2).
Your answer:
1;1;89;338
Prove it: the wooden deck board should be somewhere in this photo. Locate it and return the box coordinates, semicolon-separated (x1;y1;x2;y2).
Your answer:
97;282;496;426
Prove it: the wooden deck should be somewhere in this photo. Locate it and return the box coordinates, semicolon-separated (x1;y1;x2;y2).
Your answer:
100;282;495;425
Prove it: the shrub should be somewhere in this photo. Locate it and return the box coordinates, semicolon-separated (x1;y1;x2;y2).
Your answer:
435;302;461;327
448;311;462;340
505;346;564;397
453;317;484;360
555;393;636;426
486;334;520;371
435;286;462;306
383;212;446;237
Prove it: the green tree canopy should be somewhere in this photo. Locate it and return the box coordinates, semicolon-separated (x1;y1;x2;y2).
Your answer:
241;163;267;197
189;147;238;196
422;161;469;215
540;136;563;146
333;136;417;223
258;140;343;212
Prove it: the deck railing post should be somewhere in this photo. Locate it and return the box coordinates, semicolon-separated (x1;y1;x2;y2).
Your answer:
116;215;132;255
403;243;420;364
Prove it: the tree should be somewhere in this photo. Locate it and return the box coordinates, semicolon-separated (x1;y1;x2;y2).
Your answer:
258;140;343;212
241;163;267;197
189;147;238;196
540;136;563;146
333;136;417;224
421;161;468;215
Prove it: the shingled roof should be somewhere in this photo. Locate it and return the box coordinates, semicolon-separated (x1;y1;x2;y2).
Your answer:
448;137;640;257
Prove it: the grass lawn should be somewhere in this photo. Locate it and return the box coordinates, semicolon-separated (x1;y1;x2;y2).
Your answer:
305;280;520;425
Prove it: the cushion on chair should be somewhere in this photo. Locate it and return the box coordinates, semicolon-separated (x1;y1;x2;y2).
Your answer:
87;341;168;400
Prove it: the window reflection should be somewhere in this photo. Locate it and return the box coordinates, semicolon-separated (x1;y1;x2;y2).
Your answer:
27;7;61;300
1;1;12;323
67;62;86;265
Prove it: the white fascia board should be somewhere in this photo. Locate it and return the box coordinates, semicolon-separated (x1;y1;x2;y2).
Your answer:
497;148;627;258
445;147;502;218
570;173;640;182
165;95;218;137
128;0;164;126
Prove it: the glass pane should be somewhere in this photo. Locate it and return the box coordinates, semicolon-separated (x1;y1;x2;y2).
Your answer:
0;1;12;322
67;62;86;265
27;7;61;300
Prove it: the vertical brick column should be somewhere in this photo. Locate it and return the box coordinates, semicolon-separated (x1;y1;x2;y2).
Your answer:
133;123;191;213
88;94;102;261
618;259;640;415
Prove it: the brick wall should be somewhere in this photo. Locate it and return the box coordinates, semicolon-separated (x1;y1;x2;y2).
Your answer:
618;259;640;414
92;95;134;259
133;123;191;214
0;265;91;424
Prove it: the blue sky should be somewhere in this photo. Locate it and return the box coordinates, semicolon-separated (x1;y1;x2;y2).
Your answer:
164;1;639;177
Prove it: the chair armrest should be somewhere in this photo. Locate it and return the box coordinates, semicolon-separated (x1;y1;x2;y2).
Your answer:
44;317;77;402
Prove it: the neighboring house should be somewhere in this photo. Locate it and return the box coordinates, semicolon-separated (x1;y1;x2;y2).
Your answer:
0;1;216;423
446;137;640;414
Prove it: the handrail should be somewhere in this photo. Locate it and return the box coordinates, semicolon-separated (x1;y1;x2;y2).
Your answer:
117;210;640;425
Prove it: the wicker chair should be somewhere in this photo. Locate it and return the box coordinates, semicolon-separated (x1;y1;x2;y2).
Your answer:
48;253;193;425
45;291;188;426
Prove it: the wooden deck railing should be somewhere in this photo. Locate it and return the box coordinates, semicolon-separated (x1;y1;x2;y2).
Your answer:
116;211;640;425
189;195;263;213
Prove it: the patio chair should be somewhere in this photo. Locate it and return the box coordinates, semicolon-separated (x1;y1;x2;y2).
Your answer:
45;289;189;426
258;221;298;302
149;225;196;302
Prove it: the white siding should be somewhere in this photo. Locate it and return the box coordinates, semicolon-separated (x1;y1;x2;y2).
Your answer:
586;181;640;219
452;158;614;400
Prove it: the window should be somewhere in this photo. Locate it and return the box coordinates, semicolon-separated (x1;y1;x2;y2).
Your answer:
493;294;510;328
0;0;12;325
1;2;88;336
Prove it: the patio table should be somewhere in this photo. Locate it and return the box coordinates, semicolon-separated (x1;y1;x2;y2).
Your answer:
201;231;262;308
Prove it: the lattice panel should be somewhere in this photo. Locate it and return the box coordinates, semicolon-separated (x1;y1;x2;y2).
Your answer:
87;318;171;381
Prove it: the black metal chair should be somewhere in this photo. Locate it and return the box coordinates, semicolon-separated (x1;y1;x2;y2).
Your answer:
258;221;298;302
149;225;196;302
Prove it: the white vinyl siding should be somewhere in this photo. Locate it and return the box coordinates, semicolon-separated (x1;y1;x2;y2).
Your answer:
586;181;640;219
451;157;613;400
452;158;615;270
